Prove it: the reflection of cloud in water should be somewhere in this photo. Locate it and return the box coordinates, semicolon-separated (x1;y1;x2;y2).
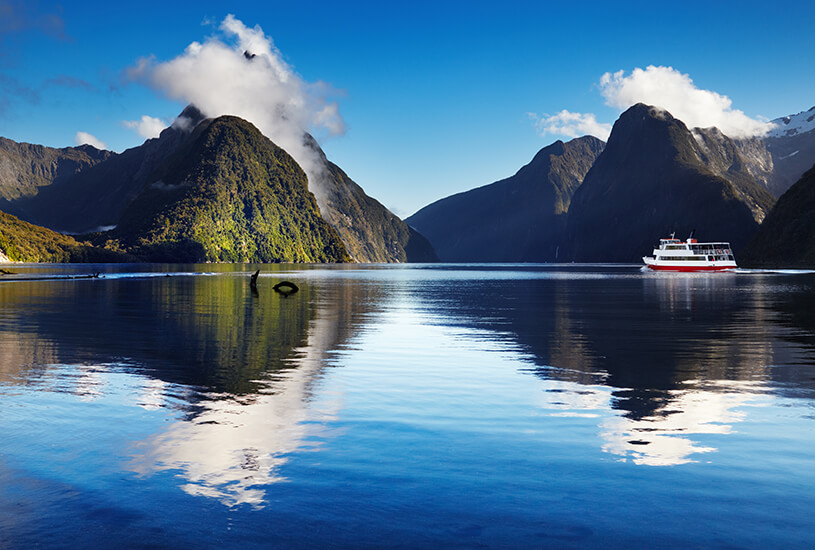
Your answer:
136;378;170;410
540;379;761;466
128;308;342;508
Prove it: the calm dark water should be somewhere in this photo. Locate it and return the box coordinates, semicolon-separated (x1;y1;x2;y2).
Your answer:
1;263;815;548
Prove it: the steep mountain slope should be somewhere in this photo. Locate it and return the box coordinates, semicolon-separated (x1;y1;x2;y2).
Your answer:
566;104;776;262
744;163;815;266
405;136;604;262
0;139;111;218
0;209;127;262
306;136;437;263
88;116;349;263
764;107;815;197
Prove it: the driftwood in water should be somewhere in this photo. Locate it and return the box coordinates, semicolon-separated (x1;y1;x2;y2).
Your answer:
273;280;299;296
249;269;260;297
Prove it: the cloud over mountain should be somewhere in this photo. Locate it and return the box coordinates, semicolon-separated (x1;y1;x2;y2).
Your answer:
529;110;612;141
533;65;773;141
598;66;773;138
123;115;167;139
127;14;345;192
74;131;107;150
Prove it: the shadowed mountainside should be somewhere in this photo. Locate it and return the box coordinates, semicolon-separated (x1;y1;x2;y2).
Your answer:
565;104;776;262
744;163;815;266
406;136;604;262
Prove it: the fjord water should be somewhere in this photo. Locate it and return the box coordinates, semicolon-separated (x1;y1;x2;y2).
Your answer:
1;264;814;548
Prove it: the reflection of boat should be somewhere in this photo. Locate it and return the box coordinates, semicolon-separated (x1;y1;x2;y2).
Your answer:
643;234;737;271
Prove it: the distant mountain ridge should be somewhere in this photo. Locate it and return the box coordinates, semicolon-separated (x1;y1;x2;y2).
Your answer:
762;107;815;197
0;106;204;234
0;139;112;223
769;106;815;138
406;136;604;262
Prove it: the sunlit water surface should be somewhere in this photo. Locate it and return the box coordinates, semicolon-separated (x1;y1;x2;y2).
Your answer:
1;263;814;548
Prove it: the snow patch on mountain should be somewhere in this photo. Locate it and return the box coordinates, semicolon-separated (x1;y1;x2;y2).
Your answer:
768;106;815;138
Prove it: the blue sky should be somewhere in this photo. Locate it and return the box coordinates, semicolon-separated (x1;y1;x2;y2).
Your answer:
1;0;813;217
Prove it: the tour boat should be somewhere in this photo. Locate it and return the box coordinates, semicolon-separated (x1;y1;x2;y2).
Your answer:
642;234;737;271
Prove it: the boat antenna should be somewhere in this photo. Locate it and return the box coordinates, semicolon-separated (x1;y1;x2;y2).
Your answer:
670;231;675;239
688;229;695;239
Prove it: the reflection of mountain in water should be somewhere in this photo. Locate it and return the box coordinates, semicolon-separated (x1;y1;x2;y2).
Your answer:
0;273;382;506
409;268;815;465
0;274;323;394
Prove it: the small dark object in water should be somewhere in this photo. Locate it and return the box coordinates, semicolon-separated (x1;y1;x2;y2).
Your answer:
273;281;299;295
250;269;260;289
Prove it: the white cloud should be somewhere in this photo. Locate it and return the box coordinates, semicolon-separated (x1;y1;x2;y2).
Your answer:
128;14;345;197
74;131;107;150
529;110;612;141
123;115;167;139
598;65;773;138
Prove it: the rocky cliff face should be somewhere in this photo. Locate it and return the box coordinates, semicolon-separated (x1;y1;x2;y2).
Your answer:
405;136;605;262
305;136;437;263
565;104;776;261
692;128;774;192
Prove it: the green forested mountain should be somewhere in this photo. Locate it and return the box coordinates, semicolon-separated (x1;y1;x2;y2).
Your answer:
406;136;604;262
0;209;127;263
744;163;815;266
565;104;776;261
87;116;349;263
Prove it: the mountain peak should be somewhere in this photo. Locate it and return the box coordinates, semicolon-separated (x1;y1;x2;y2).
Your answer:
768;107;815;138
171;104;207;133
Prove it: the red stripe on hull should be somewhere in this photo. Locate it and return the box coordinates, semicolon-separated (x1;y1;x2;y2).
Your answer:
645;264;735;272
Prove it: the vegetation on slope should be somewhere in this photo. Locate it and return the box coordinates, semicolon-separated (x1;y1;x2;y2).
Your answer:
744;164;815;266
0;209;128;262
88;116;349;263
